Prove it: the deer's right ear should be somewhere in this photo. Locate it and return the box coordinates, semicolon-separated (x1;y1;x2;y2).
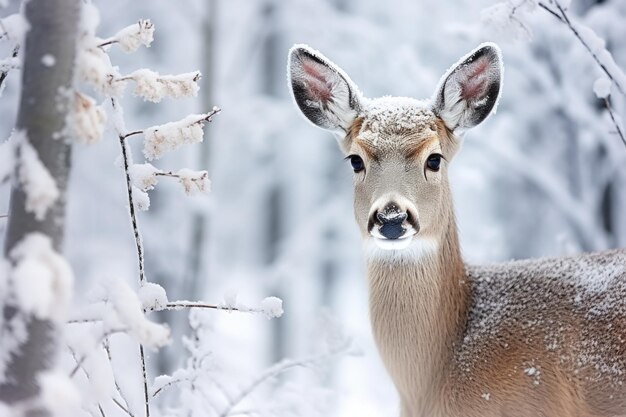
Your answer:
288;45;362;133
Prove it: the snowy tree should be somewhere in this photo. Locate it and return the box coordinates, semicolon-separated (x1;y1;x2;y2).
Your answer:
0;0;80;412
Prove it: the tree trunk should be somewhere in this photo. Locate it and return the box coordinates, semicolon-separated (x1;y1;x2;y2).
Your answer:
1;0;80;409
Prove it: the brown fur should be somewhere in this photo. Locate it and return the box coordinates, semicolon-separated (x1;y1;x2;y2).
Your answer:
357;114;626;417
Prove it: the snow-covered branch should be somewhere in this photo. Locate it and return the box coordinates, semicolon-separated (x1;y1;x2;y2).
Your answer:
97;19;154;52
139;107;221;160
537;0;626;95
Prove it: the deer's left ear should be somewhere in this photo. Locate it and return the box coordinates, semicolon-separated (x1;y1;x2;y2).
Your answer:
432;43;503;133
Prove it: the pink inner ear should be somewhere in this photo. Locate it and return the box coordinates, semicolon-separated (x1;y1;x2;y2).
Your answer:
301;61;333;103
460;56;490;101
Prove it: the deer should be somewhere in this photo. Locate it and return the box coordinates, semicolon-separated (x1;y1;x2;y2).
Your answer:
287;42;626;417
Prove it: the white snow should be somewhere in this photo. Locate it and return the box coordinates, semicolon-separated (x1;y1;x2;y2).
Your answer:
129;69;200;103
524;367;537;376
38;371;81;416
575;23;626;94
41;54;56;67
0;13;30;42
223;290;238;308
132;185;150;211
0;134;15;183
77;45;126;96
261;296;284;319
176;168;210;195
143;114;208;160
72;92;107;144
110;19;155;53
130;163;159;191
9;233;74;322
139;282;168;311
104;279;170;348
0;56;19;72
15;131;60;221
593;77;611;99
361;97;434;139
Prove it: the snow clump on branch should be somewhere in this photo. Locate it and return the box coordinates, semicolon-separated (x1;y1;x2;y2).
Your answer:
176;168;210;195
143;111;217;160
108;19;155;53
129;69;201;103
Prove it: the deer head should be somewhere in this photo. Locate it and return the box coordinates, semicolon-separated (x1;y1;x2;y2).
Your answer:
288;44;503;259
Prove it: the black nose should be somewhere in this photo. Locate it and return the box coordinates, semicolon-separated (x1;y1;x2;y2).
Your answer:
375;204;408;240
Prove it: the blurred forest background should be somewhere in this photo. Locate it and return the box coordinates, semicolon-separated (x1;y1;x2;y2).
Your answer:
1;0;625;416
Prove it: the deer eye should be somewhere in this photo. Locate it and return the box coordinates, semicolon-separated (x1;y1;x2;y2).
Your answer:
426;154;442;172
348;155;365;173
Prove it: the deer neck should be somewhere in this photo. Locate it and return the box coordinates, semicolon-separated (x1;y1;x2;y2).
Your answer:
366;202;468;409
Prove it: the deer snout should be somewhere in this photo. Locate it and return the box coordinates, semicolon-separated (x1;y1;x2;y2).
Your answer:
368;202;419;242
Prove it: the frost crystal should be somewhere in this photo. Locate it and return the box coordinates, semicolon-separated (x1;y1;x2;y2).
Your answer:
130;69;200;103
15;131;60;221
9;233;74;322
143;114;208;160
261;297;284;319
72;92;107;144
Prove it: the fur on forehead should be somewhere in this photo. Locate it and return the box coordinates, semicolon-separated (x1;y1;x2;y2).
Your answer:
348;96;441;151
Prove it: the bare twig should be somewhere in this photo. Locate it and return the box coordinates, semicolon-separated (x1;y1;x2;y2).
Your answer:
139;344;150;417
537;2;564;23
603;98;626;148
0;45;19;92
0;214;8;219
97;39;117;49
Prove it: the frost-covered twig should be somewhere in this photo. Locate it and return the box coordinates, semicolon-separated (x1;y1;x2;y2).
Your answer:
111;98;146;285
118;70;201;103
68;346;111;417
69;327;129;377
153;298;284;319
538;0;626;95
111;98;151;417
139;107;221;160
97;20;154;53
0;213;7;218
217;340;353;417
104;340;136;417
